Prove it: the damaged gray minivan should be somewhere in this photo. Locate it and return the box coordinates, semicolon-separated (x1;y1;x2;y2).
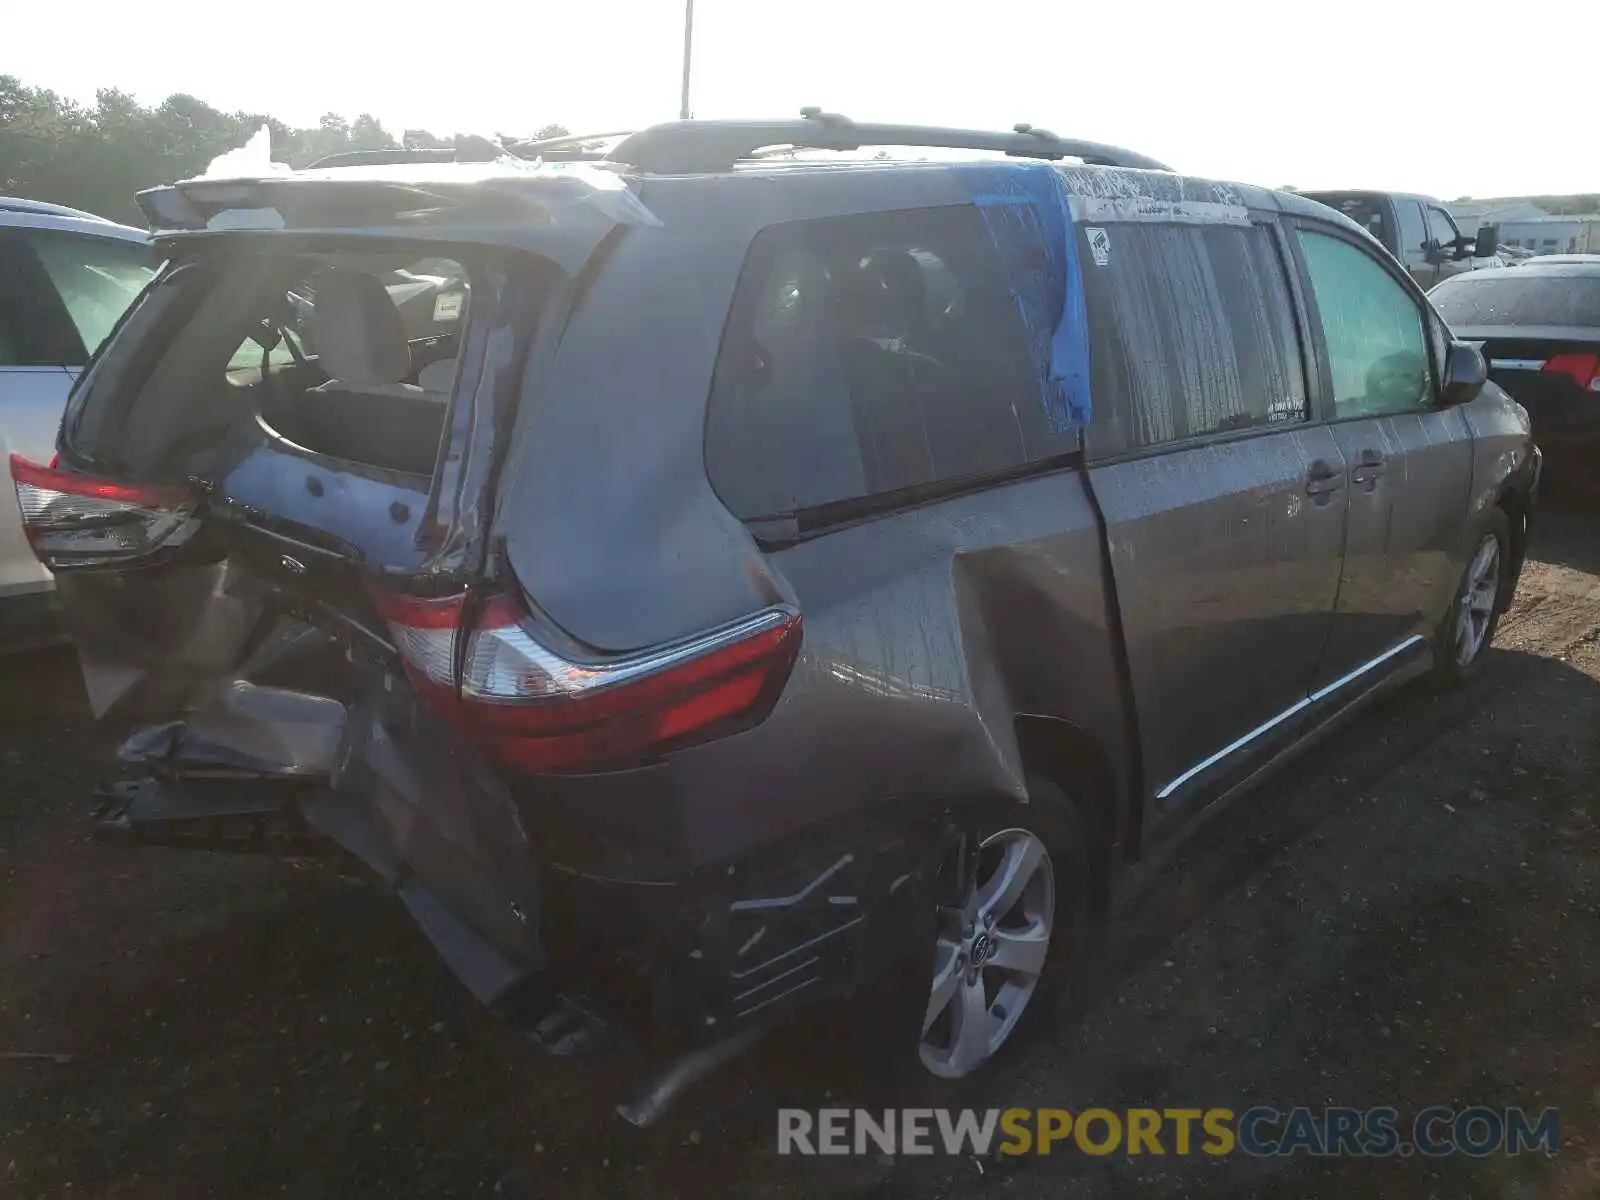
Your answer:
10;115;1540;1120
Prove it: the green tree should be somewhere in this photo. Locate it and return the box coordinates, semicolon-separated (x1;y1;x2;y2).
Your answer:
0;75;567;222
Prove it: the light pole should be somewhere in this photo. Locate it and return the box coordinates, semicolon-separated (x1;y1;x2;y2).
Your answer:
679;0;695;120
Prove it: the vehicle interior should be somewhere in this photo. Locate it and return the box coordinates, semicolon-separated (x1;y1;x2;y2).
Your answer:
235;254;469;476
77;249;473;480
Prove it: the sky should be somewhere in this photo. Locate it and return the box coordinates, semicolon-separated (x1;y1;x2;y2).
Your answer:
8;0;1589;200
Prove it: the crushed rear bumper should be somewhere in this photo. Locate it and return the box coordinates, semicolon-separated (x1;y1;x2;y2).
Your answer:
95;671;944;1065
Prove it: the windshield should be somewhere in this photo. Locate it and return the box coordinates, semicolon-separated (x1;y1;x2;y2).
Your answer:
1431;272;1600;329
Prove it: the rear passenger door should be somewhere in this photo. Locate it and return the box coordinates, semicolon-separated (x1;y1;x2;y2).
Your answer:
1290;222;1472;688
1081;212;1348;815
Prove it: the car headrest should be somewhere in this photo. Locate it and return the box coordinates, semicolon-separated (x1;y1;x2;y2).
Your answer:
309;270;409;386
837;249;927;339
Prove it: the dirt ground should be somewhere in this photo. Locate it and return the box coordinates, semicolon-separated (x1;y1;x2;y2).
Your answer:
2;511;1597;1200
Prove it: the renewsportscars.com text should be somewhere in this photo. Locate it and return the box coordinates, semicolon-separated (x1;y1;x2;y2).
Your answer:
777;1106;1559;1158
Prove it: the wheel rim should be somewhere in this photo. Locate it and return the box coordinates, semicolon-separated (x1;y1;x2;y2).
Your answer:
1454;534;1501;667
919;827;1055;1080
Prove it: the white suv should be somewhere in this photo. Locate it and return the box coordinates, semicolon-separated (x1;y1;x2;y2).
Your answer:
0;199;155;651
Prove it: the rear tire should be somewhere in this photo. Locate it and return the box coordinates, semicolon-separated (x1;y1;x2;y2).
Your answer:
912;780;1090;1084
1434;506;1512;686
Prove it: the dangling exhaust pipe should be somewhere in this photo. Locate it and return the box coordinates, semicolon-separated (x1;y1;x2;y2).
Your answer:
615;1023;768;1128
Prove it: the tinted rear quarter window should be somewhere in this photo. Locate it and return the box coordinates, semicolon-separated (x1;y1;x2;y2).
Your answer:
705;204;1072;520
1082;220;1306;457
1431;272;1600;328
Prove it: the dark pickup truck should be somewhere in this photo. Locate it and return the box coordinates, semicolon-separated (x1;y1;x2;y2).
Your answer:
1301;190;1501;289
9;120;1541;1120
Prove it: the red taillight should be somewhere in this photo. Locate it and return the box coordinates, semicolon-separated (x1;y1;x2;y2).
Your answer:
374;588;802;773
1543;353;1600;391
8;453;198;568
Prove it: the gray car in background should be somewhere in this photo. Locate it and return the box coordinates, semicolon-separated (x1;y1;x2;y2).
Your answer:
8;115;1540;1117
0;200;155;650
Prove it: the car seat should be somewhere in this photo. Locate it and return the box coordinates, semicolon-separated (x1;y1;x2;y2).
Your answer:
295;270;451;473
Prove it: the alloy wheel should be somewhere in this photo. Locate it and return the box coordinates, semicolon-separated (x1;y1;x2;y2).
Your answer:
1454;534;1501;668
919;827;1056;1079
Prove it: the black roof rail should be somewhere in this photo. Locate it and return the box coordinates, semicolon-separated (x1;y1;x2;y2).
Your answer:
513;130;632;152
306;135;511;170
606;110;1173;174
506;129;633;162
307;148;456;169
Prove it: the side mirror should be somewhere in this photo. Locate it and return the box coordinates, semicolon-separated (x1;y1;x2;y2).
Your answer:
1475;224;1500;257
1441;341;1488;405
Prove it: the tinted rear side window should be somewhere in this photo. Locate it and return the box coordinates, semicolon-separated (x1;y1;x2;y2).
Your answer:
1430;272;1600;328
1083;221;1306;458
705;204;1070;520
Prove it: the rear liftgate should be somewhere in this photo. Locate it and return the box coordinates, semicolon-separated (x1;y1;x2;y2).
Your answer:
7;170;826;1116
7;167;663;1040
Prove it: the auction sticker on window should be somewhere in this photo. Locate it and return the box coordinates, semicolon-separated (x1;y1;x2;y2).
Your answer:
433;292;465;322
1086;227;1111;267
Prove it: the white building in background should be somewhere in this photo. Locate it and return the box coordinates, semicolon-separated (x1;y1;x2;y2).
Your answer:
1447;200;1600;256
1499;215;1600;256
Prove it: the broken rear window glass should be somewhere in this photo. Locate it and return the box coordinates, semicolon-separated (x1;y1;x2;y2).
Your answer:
71;247;481;478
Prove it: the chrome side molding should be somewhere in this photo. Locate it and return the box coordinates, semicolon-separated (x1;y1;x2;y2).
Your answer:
1155;633;1427;800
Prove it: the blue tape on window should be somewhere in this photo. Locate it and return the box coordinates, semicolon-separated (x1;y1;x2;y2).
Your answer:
962;163;1091;431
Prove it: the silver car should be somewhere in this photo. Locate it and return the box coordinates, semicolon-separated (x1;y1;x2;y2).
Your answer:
0;199;155;650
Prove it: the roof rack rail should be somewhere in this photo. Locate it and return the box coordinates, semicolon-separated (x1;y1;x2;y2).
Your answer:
513;130;632;152
506;129;634;162
606;110;1173;174
307;135;512;170
307;148;456;169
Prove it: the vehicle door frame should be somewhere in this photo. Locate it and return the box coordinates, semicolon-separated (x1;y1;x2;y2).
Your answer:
1279;211;1470;700
1423;202;1469;284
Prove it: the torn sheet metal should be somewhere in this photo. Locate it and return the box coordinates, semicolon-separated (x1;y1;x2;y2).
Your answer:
1069;196;1251;227
303;676;545;1008
960;162;1092;431
117;681;346;777
481;159;663;228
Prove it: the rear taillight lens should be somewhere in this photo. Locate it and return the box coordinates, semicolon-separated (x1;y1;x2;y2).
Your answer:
1543;353;1600;392
9;453;199;569
374;589;802;773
